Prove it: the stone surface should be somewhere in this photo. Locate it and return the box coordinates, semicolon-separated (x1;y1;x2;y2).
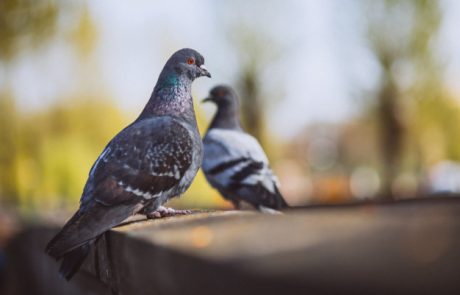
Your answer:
2;197;460;295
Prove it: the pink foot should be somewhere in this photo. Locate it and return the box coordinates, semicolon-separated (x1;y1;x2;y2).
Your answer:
145;206;192;219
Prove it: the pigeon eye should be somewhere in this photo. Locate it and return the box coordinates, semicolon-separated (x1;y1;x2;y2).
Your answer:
187;57;195;65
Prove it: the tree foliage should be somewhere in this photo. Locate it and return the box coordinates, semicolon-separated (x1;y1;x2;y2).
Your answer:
0;0;58;60
363;0;447;199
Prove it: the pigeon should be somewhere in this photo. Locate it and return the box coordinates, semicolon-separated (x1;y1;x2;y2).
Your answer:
45;48;211;280
202;85;288;212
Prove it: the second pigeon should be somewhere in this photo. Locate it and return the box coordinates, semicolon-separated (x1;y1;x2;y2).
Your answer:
202;85;289;212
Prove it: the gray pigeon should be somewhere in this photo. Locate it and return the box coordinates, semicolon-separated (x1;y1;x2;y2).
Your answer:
45;48;211;280
202;85;288;212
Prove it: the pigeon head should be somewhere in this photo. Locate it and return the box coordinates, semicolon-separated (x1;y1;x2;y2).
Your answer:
203;85;241;130
202;85;238;108
140;48;211;121
161;48;211;84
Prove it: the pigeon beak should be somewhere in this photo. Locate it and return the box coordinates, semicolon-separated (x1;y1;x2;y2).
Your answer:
199;65;211;78
201;96;213;103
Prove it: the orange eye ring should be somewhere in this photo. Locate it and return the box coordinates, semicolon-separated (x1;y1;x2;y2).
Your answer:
187;57;195;65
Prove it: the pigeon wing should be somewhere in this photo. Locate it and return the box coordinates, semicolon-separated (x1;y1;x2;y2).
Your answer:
89;116;194;207
203;129;275;190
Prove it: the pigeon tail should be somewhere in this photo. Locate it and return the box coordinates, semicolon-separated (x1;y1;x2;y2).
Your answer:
46;202;138;260
258;184;289;210
237;183;289;211
59;243;91;280
45;210;94;280
45;210;87;260
273;186;290;209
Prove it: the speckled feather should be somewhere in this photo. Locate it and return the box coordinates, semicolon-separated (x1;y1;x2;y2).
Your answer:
83;117;197;207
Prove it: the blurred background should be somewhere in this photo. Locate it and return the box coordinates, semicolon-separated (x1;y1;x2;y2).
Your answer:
1;0;460;236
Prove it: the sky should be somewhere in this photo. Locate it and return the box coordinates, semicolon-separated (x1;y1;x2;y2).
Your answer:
3;0;460;139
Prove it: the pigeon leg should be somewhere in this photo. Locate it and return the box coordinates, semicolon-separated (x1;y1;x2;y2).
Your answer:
257;205;282;214
145;206;192;219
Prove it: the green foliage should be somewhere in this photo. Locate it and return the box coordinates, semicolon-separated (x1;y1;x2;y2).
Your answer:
0;92;19;203
0;96;128;211
70;6;97;57
0;0;58;60
412;95;460;164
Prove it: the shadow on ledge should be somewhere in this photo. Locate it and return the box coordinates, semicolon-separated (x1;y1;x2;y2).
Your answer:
2;197;460;295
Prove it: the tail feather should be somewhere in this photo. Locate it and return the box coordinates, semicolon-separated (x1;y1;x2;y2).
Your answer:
252;184;289;210
59;243;91;280
231;182;290;211
46;210;86;259
274;186;289;209
46;202;137;260
45;202;139;280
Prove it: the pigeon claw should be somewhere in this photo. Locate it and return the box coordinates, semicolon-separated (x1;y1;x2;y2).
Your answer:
145;206;192;219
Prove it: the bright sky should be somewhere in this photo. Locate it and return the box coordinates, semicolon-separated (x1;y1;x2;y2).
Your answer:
4;0;460;139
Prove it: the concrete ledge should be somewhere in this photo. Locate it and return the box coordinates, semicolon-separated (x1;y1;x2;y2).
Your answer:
3;198;460;295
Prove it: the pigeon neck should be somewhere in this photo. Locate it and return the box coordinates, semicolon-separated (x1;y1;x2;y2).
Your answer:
138;73;196;123
209;103;241;130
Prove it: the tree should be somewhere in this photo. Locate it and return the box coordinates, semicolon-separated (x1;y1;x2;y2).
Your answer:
215;0;287;145
363;0;442;200
0;0;58;60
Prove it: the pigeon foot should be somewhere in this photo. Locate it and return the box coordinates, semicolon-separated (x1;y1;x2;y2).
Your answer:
145;206;192;219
